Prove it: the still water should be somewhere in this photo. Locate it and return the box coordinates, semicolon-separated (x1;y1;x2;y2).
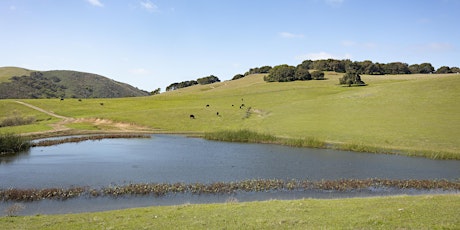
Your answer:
1;134;459;215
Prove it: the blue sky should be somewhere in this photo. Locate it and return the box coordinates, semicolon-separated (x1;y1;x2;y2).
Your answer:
1;0;459;91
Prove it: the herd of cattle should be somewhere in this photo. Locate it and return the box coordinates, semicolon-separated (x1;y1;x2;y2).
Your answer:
189;99;246;119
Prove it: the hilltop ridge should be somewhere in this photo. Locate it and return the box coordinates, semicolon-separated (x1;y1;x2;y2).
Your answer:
0;67;149;99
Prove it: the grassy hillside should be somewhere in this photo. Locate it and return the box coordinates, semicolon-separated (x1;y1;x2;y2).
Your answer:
0;67;32;83
1;195;459;229
0;67;149;99
1;72;459;158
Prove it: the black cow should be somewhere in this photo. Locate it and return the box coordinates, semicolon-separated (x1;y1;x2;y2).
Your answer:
190;114;195;119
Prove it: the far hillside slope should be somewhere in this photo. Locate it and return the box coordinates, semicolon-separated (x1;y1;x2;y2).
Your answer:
0;67;149;99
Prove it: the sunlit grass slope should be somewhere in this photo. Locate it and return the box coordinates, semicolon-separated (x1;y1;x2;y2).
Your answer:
3;72;460;156
0;100;56;133
0;66;32;83
1;195;459;229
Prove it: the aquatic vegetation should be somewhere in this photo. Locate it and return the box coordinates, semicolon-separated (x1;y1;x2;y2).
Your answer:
204;130;326;148
1;179;458;202
32;134;151;147
0;133;31;155
0;187;86;202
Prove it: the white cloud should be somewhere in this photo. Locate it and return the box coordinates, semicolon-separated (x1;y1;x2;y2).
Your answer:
87;0;103;7
140;0;158;12
295;52;352;60
279;32;305;39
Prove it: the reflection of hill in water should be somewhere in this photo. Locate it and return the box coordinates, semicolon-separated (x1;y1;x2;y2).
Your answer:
0;150;30;165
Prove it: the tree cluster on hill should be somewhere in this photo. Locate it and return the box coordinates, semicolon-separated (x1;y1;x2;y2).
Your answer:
263;64;325;82
339;73;366;86
231;59;459;82
299;59;460;75
166;75;221;91
0;70;149;99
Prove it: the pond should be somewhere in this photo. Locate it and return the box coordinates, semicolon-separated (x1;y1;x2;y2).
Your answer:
1;134;459;215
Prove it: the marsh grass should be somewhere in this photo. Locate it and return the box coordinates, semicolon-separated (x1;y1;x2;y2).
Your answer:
2;179;458;202
0;133;31;155
204;130;326;149
204;129;277;143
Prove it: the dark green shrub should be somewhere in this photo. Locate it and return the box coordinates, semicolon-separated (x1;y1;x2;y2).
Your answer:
0;133;31;155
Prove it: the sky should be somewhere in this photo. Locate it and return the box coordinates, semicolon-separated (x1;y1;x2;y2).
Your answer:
1;0;459;91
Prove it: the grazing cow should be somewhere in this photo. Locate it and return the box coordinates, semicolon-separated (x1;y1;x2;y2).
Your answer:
100;103;104;106
206;104;210;107
60;98;64;101
190;114;195;119
216;112;219;116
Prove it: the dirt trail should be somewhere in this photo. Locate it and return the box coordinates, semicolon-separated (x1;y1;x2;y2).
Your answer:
14;101;155;136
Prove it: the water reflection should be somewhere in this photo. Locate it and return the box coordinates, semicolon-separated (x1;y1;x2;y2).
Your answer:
1;134;459;189
0;149;30;165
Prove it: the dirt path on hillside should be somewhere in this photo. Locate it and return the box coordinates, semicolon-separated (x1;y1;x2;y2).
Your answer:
14;101;156;137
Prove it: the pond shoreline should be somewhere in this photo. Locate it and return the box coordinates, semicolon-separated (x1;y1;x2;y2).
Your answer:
21;129;460;160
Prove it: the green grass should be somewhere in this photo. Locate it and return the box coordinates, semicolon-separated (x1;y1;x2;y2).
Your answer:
205;129;326;148
5;72;458;158
0;66;32;83
1;195;459;229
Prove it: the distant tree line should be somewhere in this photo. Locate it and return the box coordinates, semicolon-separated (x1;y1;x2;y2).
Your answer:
166;75;221;91
164;59;459;92
231;59;460;82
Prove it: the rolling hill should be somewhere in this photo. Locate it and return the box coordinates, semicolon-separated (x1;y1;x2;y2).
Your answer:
0;67;149;99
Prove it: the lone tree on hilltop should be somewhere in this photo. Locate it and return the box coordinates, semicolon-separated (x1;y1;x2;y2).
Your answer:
339;72;366;87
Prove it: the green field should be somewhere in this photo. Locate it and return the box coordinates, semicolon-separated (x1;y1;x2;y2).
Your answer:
1;72;459;158
1;195;459;229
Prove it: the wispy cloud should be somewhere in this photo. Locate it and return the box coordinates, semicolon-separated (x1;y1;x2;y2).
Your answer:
412;42;455;53
341;40;377;49
130;68;150;75
140;0;158;12
87;0;103;7
324;0;344;7
279;32;305;39
295;52;352;61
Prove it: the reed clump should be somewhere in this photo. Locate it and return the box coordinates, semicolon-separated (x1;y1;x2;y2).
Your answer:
204;129;277;143
0;133;31;155
204;130;326;148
